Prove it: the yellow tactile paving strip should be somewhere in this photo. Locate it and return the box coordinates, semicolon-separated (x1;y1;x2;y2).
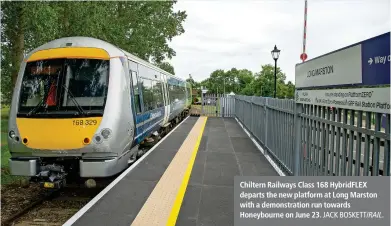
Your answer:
131;116;208;226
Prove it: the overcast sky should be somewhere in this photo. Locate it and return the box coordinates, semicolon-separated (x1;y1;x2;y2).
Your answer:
168;0;390;83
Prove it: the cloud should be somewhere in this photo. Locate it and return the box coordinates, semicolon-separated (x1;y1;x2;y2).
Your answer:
168;0;390;83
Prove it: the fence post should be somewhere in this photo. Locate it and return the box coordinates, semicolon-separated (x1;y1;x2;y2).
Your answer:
201;92;204;115
251;97;254;133
293;102;303;176
234;96;237;118
215;94;218;117
222;101;225;118
264;98;269;157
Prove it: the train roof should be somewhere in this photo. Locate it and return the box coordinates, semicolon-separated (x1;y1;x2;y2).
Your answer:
24;36;186;83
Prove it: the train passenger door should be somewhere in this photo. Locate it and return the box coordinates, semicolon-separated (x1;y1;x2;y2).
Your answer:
128;60;144;141
161;73;170;125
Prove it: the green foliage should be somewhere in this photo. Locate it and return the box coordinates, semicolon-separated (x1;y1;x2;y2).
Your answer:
199;64;295;99
1;107;10;120
1;1;187;104
156;62;175;75
186;74;201;89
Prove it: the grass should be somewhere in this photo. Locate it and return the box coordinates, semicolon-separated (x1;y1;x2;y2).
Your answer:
1;105;10;119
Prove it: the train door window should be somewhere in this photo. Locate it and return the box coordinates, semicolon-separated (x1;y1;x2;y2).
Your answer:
162;74;170;105
154;80;164;108
150;80;157;109
157;75;166;107
141;78;153;111
131;71;142;114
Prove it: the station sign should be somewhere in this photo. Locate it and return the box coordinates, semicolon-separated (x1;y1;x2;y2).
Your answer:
295;45;362;88
361;32;390;86
295;32;390;89
295;87;390;114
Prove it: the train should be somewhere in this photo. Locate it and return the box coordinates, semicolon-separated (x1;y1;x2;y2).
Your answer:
7;37;192;188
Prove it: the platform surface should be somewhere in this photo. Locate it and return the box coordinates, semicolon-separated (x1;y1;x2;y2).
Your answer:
175;117;278;226
66;117;278;226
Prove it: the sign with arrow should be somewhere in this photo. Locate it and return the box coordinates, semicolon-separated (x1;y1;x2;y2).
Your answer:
368;58;373;65
361;32;390;86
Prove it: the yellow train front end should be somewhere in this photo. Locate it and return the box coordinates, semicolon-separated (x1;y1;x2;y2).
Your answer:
8;44;112;188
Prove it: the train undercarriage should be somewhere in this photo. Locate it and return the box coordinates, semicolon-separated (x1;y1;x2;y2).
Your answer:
17;109;191;190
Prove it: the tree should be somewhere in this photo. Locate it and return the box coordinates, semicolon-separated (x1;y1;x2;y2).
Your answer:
237;69;254;94
198;64;295;98
253;64;287;97
156;62;175;75
285;81;295;99
186;74;201;89
1;1;187;104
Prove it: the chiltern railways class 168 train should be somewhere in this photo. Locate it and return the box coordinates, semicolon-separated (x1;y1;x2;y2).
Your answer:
7;37;192;188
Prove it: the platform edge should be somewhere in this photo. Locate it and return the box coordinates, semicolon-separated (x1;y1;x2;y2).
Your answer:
166;116;208;226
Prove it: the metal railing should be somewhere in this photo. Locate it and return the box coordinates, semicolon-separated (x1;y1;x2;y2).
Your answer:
200;93;235;117
233;95;390;176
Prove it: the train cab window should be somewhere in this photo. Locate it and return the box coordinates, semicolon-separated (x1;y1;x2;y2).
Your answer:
18;58;109;115
131;71;142;114
19;60;63;108
63;59;109;109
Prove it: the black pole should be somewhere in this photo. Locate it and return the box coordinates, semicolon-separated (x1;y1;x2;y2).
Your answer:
274;59;277;98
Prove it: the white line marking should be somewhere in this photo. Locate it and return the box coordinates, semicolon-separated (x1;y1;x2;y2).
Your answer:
234;117;286;176
63;116;191;226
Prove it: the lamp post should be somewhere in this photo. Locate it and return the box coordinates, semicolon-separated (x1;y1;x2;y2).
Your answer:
271;45;280;98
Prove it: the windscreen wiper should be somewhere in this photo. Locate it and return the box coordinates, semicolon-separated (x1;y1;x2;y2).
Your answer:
26;99;45;116
59;84;86;116
26;83;57;116
27;84;86;117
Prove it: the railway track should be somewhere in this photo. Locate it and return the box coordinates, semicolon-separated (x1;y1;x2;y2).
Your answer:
2;114;190;226
2;186;103;226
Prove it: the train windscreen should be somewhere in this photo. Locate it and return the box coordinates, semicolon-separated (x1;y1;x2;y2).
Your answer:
18;58;109;117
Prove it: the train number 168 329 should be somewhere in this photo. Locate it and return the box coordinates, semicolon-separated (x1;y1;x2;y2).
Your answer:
72;119;97;126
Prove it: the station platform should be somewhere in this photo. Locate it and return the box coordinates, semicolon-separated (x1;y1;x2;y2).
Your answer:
64;116;279;226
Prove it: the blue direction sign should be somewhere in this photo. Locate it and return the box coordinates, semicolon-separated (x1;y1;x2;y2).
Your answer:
361;32;390;85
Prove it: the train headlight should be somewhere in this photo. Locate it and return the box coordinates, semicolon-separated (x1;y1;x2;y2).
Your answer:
101;128;112;139
94;135;103;144
8;130;19;142
9;130;15;138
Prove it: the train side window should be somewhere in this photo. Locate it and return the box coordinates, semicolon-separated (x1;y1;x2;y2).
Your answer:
169;84;175;103
176;85;180;101
131;71;142;114
153;80;164;108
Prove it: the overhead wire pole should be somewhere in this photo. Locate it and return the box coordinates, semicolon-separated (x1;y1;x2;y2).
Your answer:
301;0;308;62
294;0;308;176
